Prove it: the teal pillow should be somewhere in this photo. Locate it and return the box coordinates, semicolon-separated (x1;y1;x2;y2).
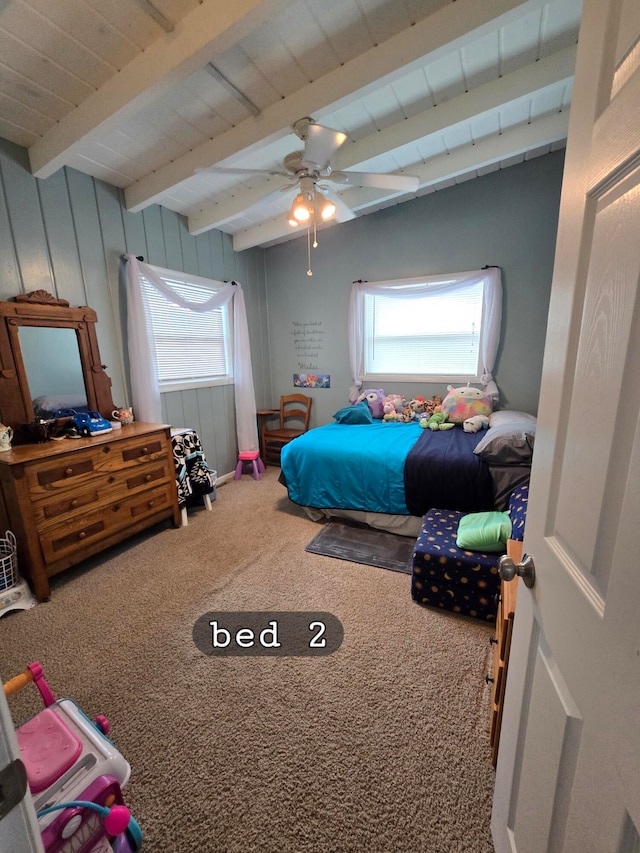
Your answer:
333;401;373;425
456;511;512;552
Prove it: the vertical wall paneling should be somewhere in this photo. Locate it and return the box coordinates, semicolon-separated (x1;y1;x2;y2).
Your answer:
65;167;125;409
178;216;199;276
195;231;214;278
141;206;167;268
0;143;53;294
179;392;202;436
121;203;148;259
0;163;22;300
36;169;85;308
161;393;186;433
160;206;183;271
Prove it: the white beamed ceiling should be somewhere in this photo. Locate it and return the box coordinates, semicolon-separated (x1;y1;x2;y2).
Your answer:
0;0;582;249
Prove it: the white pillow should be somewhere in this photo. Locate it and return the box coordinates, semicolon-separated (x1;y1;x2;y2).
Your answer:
489;410;536;428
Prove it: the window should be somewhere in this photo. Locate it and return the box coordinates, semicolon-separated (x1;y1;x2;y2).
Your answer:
139;268;232;392
349;268;501;390
364;281;483;380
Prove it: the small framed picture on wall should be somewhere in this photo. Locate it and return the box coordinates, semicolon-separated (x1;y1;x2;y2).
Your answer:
293;374;330;389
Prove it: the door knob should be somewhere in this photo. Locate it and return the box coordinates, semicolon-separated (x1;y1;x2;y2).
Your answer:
499;553;536;589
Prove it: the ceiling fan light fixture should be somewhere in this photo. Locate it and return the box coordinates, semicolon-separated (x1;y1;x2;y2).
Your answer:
318;196;336;221
291;191;312;222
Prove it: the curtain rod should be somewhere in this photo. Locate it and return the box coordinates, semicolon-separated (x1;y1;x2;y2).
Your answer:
135;259;237;286
355;267;498;282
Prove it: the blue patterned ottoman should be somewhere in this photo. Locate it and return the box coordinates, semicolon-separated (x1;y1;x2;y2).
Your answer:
411;509;502;623
508;482;529;541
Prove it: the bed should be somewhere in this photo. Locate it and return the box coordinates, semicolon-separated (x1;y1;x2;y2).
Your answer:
279;412;534;538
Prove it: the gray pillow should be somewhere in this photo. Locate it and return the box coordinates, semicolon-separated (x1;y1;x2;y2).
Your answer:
473;420;536;465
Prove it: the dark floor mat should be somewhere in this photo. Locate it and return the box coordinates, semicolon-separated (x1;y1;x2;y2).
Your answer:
305;521;415;574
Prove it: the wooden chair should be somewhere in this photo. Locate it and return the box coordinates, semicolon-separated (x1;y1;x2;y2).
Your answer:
261;394;312;465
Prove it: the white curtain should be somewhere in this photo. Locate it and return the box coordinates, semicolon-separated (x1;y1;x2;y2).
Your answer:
125;255;259;453
348;267;502;402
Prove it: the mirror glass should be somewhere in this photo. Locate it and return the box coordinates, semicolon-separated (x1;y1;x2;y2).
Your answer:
18;326;88;418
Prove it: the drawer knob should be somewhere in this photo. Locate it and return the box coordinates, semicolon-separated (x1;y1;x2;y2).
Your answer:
71;499;79;508
103;446;111;453
148;500;155;508
108;476;116;484
78;531;87;540
142;447;149;455
65;467;73;476
145;474;152;482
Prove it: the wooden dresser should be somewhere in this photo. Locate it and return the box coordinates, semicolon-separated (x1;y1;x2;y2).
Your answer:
0;422;181;600
489;538;522;767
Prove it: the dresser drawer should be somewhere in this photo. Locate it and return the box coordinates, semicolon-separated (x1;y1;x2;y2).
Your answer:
38;483;175;563
26;436;170;499
40;489;101;521
32;461;173;527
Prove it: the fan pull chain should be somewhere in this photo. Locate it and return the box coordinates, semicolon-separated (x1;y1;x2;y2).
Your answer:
307;224;313;276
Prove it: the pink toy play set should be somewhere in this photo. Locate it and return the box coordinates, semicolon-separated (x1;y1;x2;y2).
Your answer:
3;662;142;852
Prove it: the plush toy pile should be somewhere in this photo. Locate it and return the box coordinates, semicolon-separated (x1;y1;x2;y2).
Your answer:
353;384;493;429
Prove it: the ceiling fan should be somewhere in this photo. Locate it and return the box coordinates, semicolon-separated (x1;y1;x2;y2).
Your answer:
196;116;420;228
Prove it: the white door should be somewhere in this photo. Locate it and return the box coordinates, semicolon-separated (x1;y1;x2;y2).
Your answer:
492;0;640;850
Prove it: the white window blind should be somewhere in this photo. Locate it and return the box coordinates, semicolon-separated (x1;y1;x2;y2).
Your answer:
363;279;484;380
139;271;232;391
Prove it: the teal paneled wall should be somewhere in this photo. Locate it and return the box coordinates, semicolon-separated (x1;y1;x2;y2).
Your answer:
264;151;565;426
0;138;270;477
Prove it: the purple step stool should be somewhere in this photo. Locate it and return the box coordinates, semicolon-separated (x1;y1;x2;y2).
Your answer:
234;450;266;481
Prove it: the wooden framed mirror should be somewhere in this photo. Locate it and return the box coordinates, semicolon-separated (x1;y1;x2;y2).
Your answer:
0;290;115;441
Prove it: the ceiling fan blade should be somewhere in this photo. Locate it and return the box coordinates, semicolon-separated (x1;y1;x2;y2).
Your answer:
257;184;298;206
194;166;290;178
330;171;419;192
296;120;348;171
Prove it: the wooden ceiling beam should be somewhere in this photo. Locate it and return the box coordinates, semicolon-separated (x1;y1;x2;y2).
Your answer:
28;0;293;179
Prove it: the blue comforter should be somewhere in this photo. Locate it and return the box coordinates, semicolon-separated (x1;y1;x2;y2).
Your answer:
280;421;494;516
280;421;421;515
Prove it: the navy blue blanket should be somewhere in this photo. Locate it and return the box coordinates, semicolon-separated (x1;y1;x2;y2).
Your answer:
403;427;494;516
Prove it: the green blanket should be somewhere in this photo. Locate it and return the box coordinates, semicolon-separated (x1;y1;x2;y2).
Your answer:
456;511;512;552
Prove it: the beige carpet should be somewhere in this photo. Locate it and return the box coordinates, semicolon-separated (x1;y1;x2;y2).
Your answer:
1;468;496;852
